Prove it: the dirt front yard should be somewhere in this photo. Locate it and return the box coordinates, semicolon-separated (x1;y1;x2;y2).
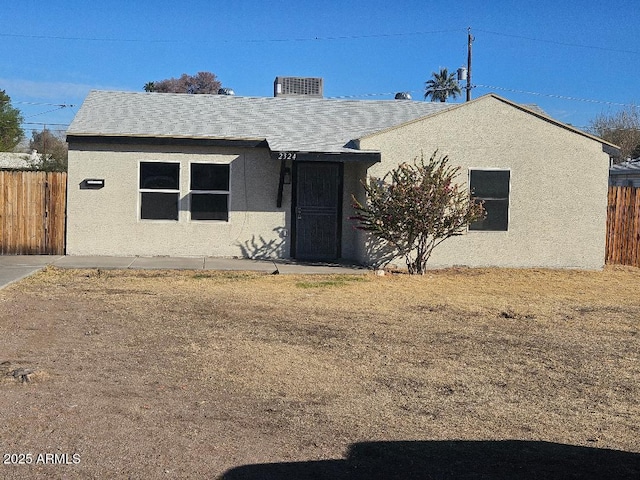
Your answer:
0;266;639;479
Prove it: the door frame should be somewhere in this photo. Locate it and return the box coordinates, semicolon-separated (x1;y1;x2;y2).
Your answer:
290;161;343;260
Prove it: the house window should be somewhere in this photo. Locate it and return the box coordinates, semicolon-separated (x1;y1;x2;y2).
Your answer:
469;169;510;231
190;163;230;221
139;162;180;220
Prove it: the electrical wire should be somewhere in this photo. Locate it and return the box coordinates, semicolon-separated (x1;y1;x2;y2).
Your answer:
0;32;175;43
22;122;70;127
473;84;634;107
23;106;70;119
327;92;403;99
329;84;637;109
1;27;636;57
474;28;640;56
14;101;75;107
0;29;461;44
22;122;69;134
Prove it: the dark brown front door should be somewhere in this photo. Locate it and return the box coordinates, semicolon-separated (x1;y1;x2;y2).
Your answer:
292;162;343;261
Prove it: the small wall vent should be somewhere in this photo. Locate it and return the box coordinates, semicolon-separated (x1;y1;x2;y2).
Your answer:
274;77;323;98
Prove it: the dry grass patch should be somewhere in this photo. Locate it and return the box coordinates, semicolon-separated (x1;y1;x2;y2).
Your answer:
0;266;638;478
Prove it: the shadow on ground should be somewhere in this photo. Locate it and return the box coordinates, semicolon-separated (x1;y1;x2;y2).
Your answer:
220;440;640;480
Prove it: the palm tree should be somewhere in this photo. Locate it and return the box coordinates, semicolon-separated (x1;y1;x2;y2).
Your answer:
424;68;461;102
143;82;155;93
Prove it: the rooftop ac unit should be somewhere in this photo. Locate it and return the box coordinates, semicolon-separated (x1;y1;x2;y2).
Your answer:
274;77;323;98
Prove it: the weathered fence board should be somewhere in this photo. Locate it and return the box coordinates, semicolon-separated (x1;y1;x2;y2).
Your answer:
606;185;640;267
0;171;67;255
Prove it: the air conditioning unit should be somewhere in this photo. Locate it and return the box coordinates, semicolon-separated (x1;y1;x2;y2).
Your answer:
274;77;323;98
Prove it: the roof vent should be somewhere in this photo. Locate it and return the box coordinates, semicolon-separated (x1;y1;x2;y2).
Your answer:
274;77;323;98
394;92;412;100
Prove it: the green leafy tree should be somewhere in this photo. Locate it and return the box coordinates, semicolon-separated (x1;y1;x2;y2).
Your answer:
589;105;640;162
424;68;462;102
352;151;484;274
29;128;68;172
148;72;222;94
0;90;24;151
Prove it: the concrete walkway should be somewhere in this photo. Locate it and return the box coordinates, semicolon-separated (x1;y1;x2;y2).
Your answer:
0;255;369;289
0;256;63;290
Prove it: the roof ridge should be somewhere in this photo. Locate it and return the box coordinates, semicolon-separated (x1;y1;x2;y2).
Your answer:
87;89;454;105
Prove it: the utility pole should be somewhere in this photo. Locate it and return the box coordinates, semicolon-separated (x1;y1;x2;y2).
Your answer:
466;27;474;102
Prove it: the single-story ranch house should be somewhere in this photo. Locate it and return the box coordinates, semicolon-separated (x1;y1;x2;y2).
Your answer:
66;89;618;269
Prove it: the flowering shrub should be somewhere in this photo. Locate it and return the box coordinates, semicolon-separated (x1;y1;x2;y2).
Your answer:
352;151;484;274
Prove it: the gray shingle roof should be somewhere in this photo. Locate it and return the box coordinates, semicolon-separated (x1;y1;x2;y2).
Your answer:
67;90;455;153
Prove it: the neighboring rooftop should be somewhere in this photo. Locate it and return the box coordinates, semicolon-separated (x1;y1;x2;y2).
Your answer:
610;158;640;172
0;151;38;170
610;158;640;186
67;90;455;153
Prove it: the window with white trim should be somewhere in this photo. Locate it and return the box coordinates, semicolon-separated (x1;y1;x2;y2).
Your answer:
190;163;230;221
139;162;180;220
469;169;510;231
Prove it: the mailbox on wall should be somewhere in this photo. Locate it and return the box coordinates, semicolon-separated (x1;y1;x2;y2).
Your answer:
80;179;105;189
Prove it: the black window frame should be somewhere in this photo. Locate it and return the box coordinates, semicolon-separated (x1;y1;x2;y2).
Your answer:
139;161;180;221
189;163;230;222
469;169;510;232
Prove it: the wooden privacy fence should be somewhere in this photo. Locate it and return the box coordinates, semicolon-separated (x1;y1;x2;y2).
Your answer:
606;185;640;267
0;171;67;255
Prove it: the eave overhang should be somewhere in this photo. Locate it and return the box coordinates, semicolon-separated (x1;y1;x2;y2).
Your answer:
66;135;383;164
66;134;269;149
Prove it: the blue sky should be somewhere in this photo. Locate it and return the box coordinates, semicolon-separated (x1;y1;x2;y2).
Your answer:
2;0;639;140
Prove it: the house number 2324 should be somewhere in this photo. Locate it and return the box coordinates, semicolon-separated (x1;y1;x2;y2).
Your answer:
278;152;297;160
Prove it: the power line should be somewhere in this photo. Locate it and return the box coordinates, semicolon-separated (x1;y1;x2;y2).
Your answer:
475;28;640;56
473;84;634;107
22;122;70;127
14;101;76;107
328;92;400;99
0;32;175;44
331;84;636;109
2;27;636;57
0;29;461;45
23;105;71;119
283;29;461;42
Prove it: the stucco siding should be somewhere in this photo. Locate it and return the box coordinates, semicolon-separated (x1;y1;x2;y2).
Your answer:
341;161;371;261
67;144;291;258
356;96;610;269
